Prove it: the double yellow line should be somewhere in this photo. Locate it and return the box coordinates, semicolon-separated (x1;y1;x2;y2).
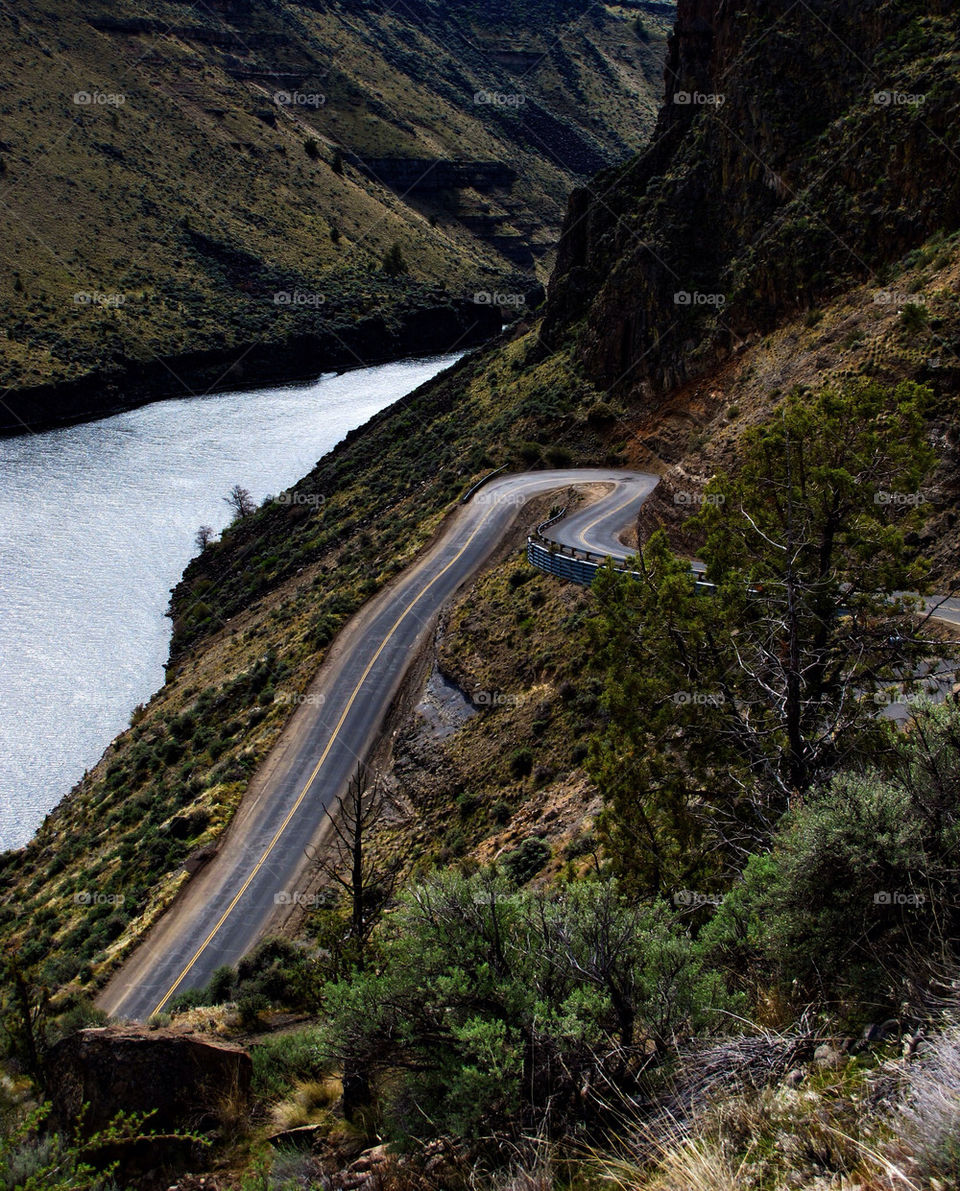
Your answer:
149;502;502;1016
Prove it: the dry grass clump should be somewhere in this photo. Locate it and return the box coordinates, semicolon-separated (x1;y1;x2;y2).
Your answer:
600;1134;747;1191
878;1023;960;1188
268;1076;342;1132
165;1003;235;1036
581;1017;960;1191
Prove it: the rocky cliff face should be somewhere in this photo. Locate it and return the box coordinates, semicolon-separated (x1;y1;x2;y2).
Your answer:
542;0;960;405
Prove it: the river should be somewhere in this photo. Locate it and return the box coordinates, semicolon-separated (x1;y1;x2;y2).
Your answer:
0;354;461;851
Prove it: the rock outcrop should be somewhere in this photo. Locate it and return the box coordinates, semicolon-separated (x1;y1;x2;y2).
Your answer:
48;1025;252;1135
542;0;960;404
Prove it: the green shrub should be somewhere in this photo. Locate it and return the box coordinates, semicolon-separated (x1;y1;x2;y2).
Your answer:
900;301;930;332
490;799;512;825
508;748;533;780
233;937;319;1012
587;401;617;426
508;568;533;589
208;965;235;1004
502;837;551;885
250;1027;327;1100
169;987;209;1014
237;992;269;1030
705;702;960;1010
49;999;107;1044
319;872;730;1143
381;242;407;276
457;791;481;818
0;1103;202;1189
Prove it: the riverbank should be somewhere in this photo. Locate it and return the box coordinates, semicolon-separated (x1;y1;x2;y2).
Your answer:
0;297;501;436
0;353;465;851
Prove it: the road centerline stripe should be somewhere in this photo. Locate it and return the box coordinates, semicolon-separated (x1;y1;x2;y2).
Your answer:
148;500;506;1016
573;485;642;553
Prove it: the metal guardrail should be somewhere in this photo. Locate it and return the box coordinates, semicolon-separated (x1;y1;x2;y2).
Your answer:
460;464;508;504
527;535;716;592
537;537;622;567
461;474;715;592
526;538;615;585
536;506;568;536
531;512;627;568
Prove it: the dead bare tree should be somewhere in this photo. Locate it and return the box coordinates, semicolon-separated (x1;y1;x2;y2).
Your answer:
223;484;255;521
307;764;404;1120
308;763;404;973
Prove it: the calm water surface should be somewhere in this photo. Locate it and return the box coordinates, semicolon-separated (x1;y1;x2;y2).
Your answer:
0;354;460;850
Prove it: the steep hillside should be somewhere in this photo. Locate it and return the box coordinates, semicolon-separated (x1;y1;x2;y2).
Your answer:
542;0;960;401
3;0;960;998
0;0;669;429
5;4;960;1185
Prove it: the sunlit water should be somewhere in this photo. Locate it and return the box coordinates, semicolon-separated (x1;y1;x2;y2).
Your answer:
0;354;461;850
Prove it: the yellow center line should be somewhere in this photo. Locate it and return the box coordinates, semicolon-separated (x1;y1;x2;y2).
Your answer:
149;502;502;1016
574;484;638;553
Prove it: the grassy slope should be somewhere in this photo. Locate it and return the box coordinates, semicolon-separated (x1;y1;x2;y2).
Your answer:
3;232;958;999
0;0;667;401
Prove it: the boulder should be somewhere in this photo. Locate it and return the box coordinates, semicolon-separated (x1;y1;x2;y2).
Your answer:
48;1025;252;1136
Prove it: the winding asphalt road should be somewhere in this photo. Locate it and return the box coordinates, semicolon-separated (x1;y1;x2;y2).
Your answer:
98;469;658;1020
925;596;960;627
96;466;957;1020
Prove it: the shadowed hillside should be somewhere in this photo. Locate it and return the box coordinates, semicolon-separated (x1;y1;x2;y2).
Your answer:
0;0;668;428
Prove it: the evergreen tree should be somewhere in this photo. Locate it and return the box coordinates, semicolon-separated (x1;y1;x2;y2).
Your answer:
381;241;408;276
588;380;944;893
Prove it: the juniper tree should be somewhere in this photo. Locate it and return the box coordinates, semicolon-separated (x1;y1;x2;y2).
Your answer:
588;379;946;893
